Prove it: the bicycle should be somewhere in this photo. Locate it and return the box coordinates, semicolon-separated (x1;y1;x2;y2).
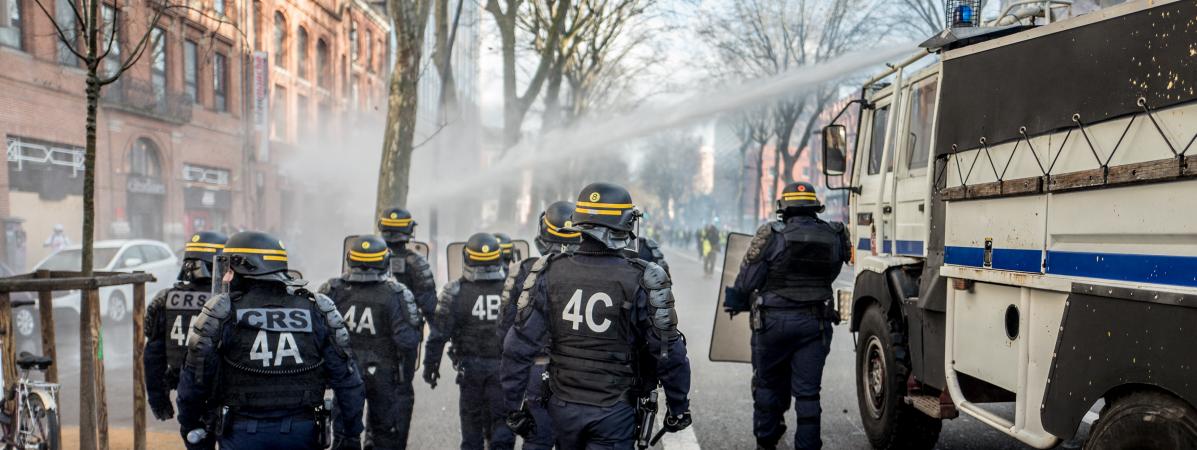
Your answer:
0;299;60;450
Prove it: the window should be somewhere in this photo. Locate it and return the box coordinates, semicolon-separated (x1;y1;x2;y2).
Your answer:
906;78;938;171
296;26;308;79
252;1;262;50
55;0;78;65
150;27;166;105
349;21;357;62
867;106;891;175
316;39;329;87
213;53;228;111
296;94;308;133
184;40;198;102
101;5;120;78
271;84;287;139
214;0;224;16
0;0;21;49
351;74;359;109
139;245;172;263
273;12;286;68
364;29;373;71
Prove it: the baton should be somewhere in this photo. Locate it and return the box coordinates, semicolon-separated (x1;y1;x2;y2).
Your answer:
649;428;668;446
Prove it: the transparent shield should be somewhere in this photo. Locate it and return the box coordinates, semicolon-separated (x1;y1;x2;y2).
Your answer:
210;254;229;296
709;232;754;363
445;241;466;282
512;240;532;262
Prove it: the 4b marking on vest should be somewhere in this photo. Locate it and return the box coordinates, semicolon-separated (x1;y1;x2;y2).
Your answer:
236;308;313;333
166;292;209;311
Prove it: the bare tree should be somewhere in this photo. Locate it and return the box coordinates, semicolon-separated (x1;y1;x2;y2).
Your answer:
698;0;887;194
377;0;433;212
433;0;466;121
486;0;569;149
561;0;659;122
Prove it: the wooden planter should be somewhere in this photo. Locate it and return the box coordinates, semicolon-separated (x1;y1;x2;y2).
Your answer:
0;269;156;450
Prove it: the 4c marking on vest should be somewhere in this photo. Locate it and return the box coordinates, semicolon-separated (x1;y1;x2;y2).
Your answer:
236;308;314;332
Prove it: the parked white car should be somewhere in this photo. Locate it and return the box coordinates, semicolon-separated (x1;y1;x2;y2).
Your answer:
33;240;178;323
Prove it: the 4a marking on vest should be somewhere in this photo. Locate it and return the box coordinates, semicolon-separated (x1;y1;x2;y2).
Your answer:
166;291;209;310
342;305;377;335
236;308;313;333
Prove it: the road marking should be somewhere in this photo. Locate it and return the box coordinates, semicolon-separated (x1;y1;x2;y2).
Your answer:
661;425;702;449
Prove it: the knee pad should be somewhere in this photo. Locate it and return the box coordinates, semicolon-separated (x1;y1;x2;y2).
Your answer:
794;395;821;422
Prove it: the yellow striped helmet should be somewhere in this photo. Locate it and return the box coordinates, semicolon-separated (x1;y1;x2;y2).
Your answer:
345;235;390;272
572;182;639;232
378;207;417;244
538;201;582;246
463;233;503;267
183;231;228;264
777;181;823;212
223;231;289;276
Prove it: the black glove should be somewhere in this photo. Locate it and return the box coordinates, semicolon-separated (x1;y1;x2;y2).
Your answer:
332;435;361;450
506;409;536;438
724;287;749;316
663;410;692;433
423;363;440;389
149;397;175;421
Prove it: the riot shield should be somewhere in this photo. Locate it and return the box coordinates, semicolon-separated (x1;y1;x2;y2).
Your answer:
341;235;430;274
211;254;230;296
445;241;466;282
709;232;753;363
511;239;531;262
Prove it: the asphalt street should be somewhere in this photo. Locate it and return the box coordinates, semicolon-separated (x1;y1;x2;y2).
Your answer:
46;244;1093;449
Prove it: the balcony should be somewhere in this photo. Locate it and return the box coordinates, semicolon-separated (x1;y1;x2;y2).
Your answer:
100;78;194;124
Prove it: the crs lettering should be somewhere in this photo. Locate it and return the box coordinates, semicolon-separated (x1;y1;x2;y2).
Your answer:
236;308;313;368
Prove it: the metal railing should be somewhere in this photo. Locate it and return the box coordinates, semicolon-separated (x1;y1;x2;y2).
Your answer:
100;78;194;124
934;97;1197;200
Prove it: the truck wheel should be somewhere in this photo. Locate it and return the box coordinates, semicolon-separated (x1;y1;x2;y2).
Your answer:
856;304;941;450
1085;390;1197;450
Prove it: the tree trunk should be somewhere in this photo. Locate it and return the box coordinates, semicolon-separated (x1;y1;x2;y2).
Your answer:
755;141;767;222
377;1;430;214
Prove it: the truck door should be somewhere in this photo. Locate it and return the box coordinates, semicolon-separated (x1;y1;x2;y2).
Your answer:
854;94;895;258
891;74;938;257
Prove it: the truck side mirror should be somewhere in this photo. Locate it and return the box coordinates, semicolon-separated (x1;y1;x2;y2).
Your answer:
822;124;848;175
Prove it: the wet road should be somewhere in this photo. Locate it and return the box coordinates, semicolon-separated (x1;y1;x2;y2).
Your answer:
47;244;1092;448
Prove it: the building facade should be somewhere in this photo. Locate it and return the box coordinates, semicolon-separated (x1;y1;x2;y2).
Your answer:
0;0;389;271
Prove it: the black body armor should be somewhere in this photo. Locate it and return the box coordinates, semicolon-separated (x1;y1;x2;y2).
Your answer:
544;256;641;407
449;279;506;359
324;278;410;368
163;287;210;376
219;285;326;411
760;218;849;303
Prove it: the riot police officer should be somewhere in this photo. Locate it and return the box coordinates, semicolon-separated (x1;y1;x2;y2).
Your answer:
494;232;516;267
496;201;582;450
176;231;365;450
724;181;851;450
378;207;436;438
501;182;693;449
424;233;514;450
319;235;425;450
144;230;226;425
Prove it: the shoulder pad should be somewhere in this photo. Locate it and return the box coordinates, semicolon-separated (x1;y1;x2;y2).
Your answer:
640;262;671;290
148;289;169;308
747;223;778;262
406;251;431;268
317;279;339;296
443;279;462;297
184;293;231;374
830;221;847;234
385;277;407;293
314;292;352;351
516;256;554;313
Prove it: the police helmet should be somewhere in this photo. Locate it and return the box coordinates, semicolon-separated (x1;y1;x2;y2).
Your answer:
494;232;515;263
378;207;417;244
538;201;582;246
179;231;227;282
572;182;639;232
346;235;390;272
223;231;289;277
463;233;503;267
777;181;824;214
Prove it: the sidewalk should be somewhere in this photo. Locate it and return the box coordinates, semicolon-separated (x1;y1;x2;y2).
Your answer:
60;427;186;450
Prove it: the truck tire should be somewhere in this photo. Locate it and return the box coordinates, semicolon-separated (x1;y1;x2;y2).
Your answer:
856;303;941;450
1085;390;1197;450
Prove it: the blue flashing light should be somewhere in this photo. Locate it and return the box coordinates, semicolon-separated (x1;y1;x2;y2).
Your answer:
955;5;974;25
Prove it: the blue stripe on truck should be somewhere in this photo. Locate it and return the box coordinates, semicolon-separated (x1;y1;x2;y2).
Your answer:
944;246;1197;288
857;238;924;255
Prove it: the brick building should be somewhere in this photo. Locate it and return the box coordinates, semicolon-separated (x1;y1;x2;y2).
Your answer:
0;0;389;270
